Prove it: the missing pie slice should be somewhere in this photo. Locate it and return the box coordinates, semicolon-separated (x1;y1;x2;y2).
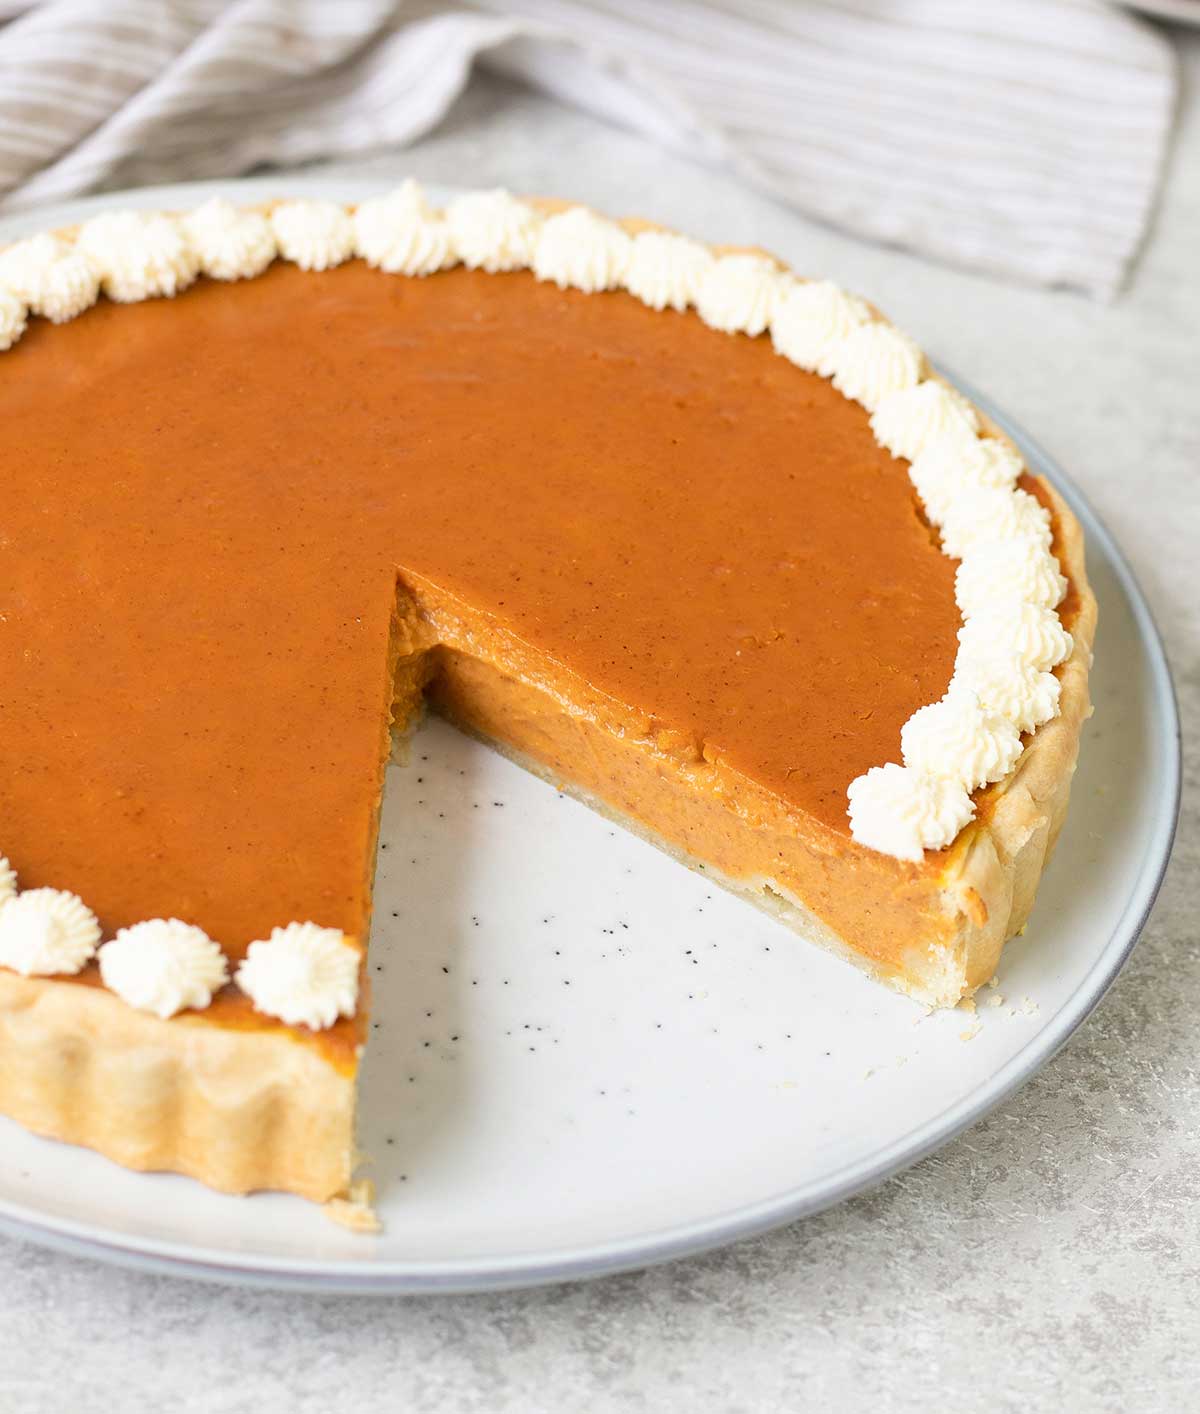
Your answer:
0;190;1095;1202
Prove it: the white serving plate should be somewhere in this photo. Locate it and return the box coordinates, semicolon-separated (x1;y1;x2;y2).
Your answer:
0;180;1180;1294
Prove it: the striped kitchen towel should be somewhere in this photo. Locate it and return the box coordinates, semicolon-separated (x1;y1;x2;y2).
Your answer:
0;0;1178;295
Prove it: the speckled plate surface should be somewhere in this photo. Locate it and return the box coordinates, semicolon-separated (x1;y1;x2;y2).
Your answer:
0;179;1181;1294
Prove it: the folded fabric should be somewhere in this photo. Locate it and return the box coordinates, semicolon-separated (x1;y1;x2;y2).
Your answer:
0;0;1178;294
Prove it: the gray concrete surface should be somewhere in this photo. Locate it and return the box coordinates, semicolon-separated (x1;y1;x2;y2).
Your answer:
2;30;1197;1414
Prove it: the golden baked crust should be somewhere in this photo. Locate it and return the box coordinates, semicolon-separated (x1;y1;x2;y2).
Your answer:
0;201;1095;1201
0;969;355;1200
904;468;1096;1002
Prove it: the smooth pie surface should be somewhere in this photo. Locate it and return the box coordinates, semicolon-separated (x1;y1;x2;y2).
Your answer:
0;261;961;1044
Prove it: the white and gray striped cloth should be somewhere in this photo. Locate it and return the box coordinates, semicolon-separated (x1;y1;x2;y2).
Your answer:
0;0;1178;296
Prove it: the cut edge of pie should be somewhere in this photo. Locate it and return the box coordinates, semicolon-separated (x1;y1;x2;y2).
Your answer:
0;193;1096;1206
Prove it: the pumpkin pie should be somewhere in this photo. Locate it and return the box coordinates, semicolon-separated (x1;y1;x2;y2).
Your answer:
0;187;1095;1203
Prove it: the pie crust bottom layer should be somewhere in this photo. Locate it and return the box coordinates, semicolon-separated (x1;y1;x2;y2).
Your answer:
0;476;1094;1202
